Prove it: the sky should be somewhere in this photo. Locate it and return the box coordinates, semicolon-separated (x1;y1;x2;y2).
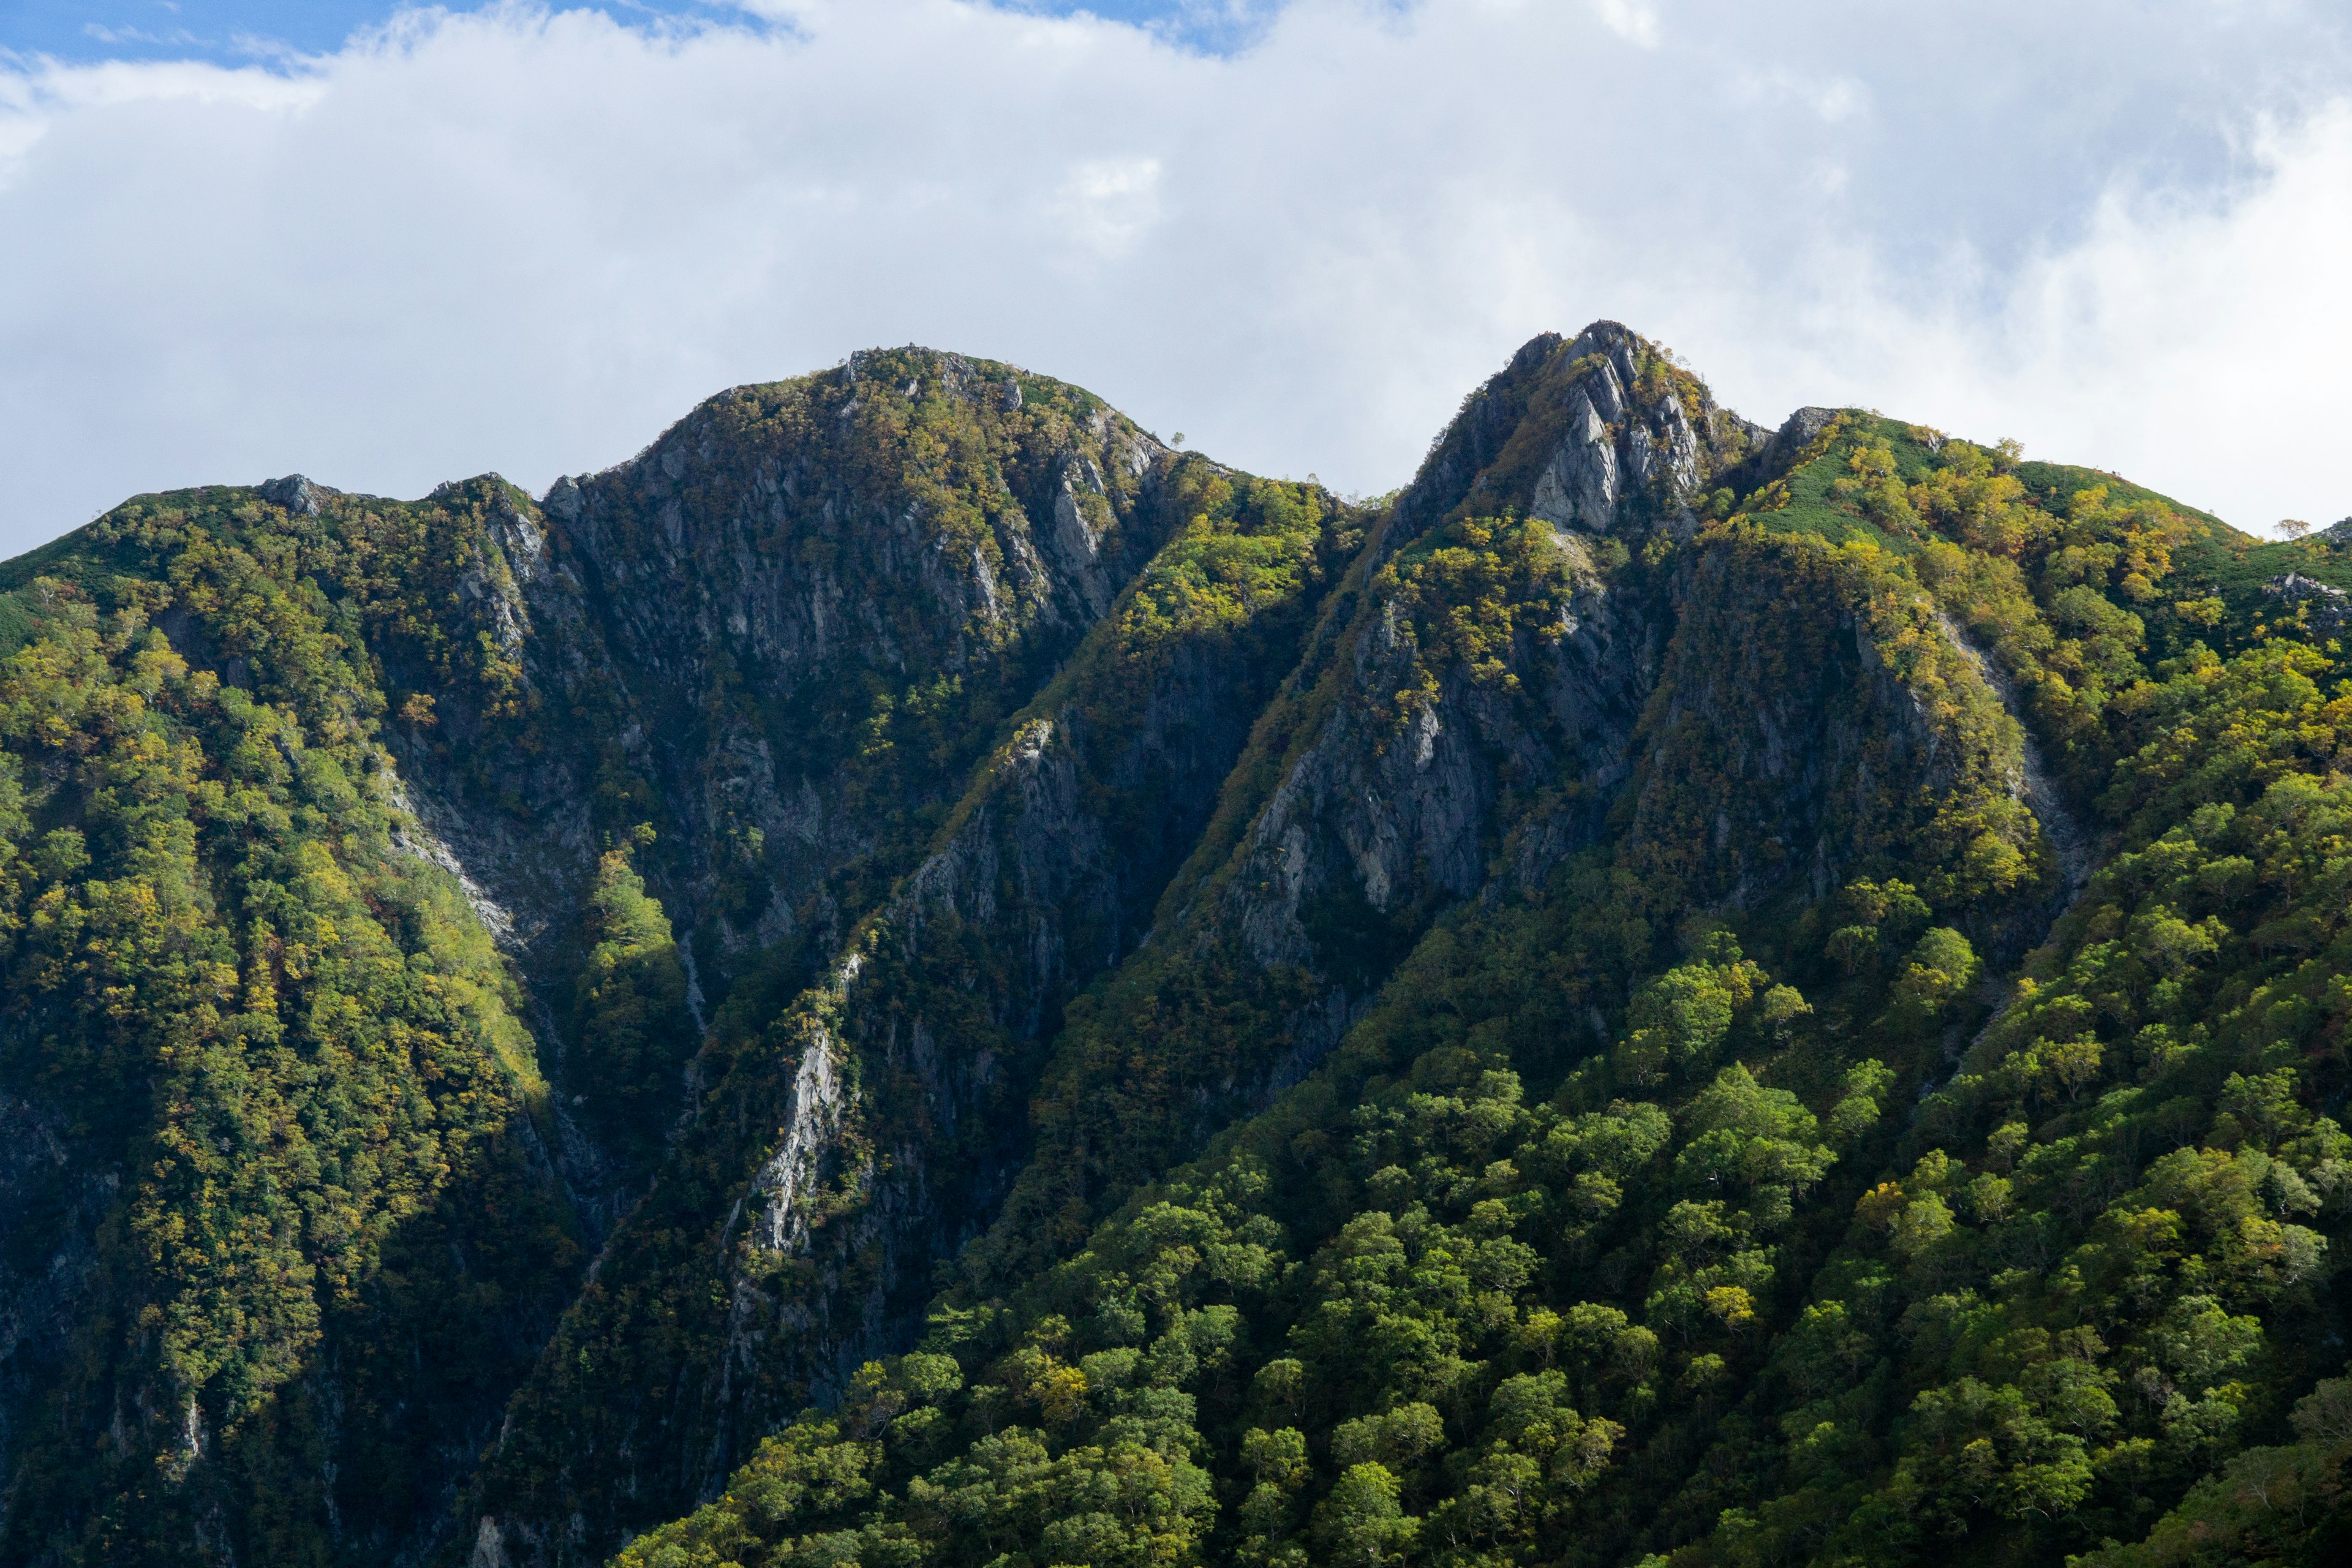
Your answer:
1;1;2348;557
0;1;1210;62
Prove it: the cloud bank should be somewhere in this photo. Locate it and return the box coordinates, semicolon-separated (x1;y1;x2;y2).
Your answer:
1;0;2348;554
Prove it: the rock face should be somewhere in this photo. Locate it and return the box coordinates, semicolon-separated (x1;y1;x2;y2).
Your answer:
1524;340;1701;532
538;364;1164;948
399;355;1175;970
2264;570;2352;636
1205;323;1754;1062
1934;612;2095;935
257;472;330;517
375;355;1190;1227
706;470;1355;1417
462;453;1360;1558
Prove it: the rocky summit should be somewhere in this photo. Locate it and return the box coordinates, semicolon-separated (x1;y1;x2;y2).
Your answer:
2;324;2348;1568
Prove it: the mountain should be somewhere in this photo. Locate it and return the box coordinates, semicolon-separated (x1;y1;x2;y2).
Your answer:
1;325;2346;1568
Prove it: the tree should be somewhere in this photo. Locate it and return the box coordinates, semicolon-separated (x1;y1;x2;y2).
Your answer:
572;843;695;1169
1316;1462;1421;1568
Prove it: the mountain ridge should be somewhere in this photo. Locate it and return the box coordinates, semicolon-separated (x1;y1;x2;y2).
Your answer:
2;325;2347;1568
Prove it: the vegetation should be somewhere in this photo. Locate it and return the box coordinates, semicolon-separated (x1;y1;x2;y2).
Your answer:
601;384;2350;1568
4;329;2346;1568
0;485;579;1565
629;353;1173;935
464;453;1367;1551
570;837;696;1171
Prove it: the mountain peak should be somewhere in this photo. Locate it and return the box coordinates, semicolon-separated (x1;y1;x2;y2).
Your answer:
1396;319;1762;549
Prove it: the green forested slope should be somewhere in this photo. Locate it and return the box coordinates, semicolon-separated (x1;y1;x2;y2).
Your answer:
0;483;581;1565
947;326;1763;1305
0;356;1230;1566
608;405;2351;1568
4;329;2346;1568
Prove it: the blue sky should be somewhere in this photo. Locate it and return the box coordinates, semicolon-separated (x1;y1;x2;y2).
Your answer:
1;1;2348;553
0;1;1212;63
2;1;502;61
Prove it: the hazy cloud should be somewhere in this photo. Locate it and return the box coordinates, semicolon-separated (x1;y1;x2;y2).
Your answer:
1052;156;1166;260
1;0;2348;554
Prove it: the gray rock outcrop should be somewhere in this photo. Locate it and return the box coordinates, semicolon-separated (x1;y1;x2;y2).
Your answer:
2264;570;2352;635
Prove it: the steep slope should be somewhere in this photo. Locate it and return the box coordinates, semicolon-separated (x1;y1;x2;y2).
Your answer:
0;353;1221;1567
949;325;1770;1294
0;484;582;1567
458;322;1771;1562
607;367;2352;1568
466;459;1369;1561
377;352;1189;1220
584;326;2046;1565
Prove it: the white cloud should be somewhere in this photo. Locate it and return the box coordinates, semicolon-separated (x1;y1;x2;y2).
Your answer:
1916;105;2352;529
79;25;208;48
1589;0;1660;49
1050;156;1165;259
1732;66;1867;126
0;0;2348;555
